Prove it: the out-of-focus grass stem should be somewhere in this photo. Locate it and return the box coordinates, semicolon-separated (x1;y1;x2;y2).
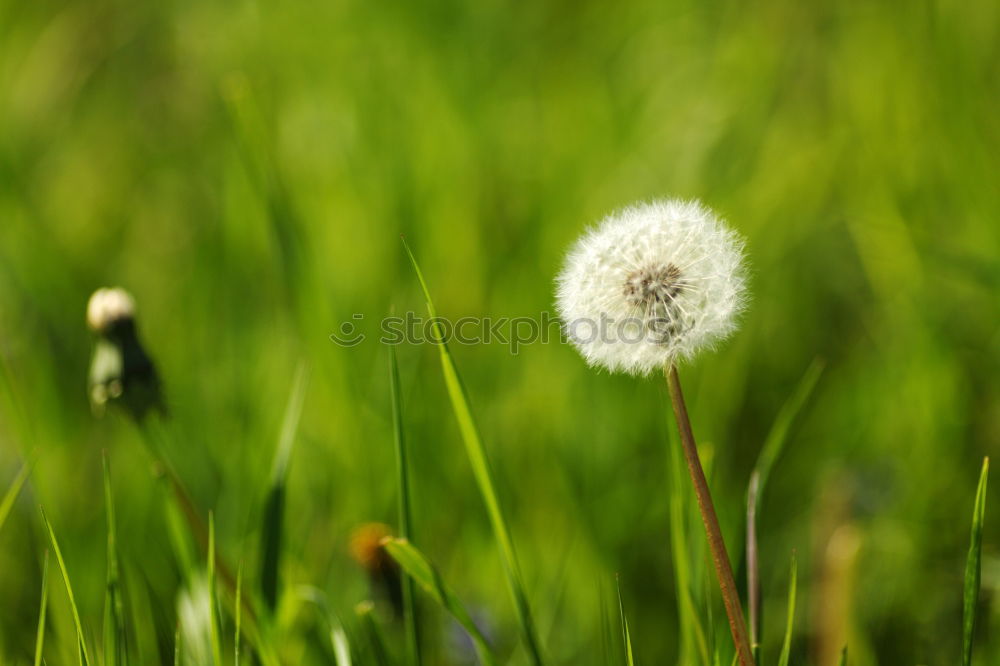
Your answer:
389;343;422;666
746;359;823;657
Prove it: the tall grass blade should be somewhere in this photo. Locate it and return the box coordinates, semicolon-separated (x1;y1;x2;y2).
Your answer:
837;646;847;666
261;362;309;611
747;360;822;654
599;582;614;666
962;457;989;666
103;452;128;666
0;462;30;535
403;239;542;665
235;559;243;666
616;576;635;666
776;553;797;666
389;343;421;666
160;477;197;577
40;506;91;666
383;537;497;666
332;621;352;666
34;550;49;666
208;512;224;666
752;360;824;493
298;586;352;666
356;601;393;666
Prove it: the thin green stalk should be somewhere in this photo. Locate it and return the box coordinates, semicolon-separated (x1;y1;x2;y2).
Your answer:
208;513;224;666
389;343;422;666
599;582;614;666
403;239;543;665
356;601;392;666
616;576;635;666
103;452;127;666
747;360;822;657
776;553;797;666
962;457;989;666
0;462;31;535
261;363;309;611
34;550;49;666
383;537;498;666
40;507;91;666
331;621;352;666
666;365;754;666
235;560;243;666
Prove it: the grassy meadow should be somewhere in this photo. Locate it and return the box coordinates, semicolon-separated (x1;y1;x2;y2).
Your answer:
1;0;998;664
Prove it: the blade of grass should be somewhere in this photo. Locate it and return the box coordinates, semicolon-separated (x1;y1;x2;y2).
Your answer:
837;646;847;666
34;550;49;666
297;586;353;666
209;512;224;666
383;537;497;666
753;360;824;493
332;621;352;666
389;343;421;666
261;362;309;611
159;474;197;577
103;452;127;666
706;570;718;666
962;457;989;666
616;576;635;666
599;582;614;666
356;601;393;666
40;506;91;666
403;239;542;666
235;559;243;666
747;359;823;656
0;462;31;535
174;625;181;666
776;553;797;666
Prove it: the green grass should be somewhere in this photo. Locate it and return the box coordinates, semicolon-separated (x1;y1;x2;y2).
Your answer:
40;507;91;666
102;452;127;666
0;463;30;536
384;537;497;666
404;239;544;665
963;457;989;666
208;512;224;666
235;560;243;666
389;342;422;666
776;553;797;666
33;550;48;666
617;576;636;666
260;362;309;611
0;0;998;663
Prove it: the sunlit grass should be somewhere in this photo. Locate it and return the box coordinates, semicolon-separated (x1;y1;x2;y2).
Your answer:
0;0;996;663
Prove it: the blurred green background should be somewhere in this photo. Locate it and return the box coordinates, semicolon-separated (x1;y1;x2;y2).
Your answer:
0;0;998;663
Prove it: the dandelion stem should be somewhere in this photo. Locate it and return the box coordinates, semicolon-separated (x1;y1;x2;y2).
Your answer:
666;364;755;666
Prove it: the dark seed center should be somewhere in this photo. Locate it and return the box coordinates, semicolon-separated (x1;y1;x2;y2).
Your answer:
623;263;684;307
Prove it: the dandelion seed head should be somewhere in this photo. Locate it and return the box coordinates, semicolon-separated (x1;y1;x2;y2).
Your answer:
556;198;747;375
87;287;136;334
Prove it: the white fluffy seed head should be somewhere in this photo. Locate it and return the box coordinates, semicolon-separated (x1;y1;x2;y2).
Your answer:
87;287;136;333
556;198;747;376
